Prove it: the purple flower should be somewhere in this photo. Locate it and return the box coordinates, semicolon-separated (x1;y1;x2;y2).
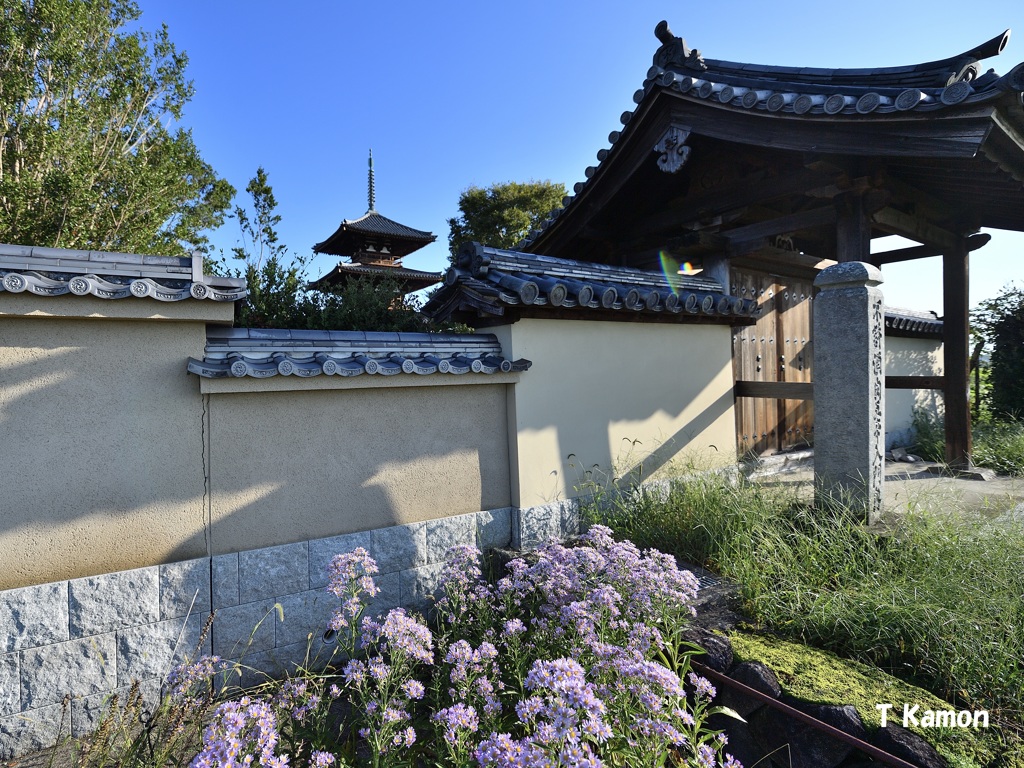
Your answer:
434;702;480;744
342;659;366;685
688;672;717;700
190;696;284;768
364;608;434;665
401;679;425;699
327;548;379;598
166;655;223;700
504;618;527;635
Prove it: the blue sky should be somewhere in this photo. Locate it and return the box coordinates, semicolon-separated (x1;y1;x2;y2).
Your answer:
138;0;1024;313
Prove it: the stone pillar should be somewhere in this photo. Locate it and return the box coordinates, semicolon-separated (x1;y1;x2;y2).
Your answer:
813;262;885;523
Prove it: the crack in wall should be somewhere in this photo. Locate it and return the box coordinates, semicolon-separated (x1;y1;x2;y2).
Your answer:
202;392;211;558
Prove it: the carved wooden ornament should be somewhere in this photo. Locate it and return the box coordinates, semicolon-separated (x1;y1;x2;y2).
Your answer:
654;126;692;173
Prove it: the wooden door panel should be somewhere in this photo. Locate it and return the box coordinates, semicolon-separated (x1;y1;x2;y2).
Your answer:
733;269;814;456
776;278;814;450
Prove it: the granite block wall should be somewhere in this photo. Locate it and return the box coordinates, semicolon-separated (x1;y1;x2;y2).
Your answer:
0;507;517;760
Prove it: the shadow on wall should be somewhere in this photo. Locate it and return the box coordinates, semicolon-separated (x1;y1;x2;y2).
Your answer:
508;321;737;506
204;385;511;558
609;389;735;490
0;329;211;589
0;326;511;589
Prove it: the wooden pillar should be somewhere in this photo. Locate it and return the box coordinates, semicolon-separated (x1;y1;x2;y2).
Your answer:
942;241;972;468
835;193;872;263
702;254;730;293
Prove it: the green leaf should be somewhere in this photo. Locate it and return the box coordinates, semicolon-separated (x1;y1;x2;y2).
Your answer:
708;704;747;722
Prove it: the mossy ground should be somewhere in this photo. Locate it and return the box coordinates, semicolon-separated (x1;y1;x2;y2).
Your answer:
728;630;1024;768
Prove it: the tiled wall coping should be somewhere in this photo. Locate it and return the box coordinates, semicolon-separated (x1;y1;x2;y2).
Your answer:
198;370;522;394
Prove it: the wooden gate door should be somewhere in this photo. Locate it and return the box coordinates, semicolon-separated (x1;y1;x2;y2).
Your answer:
732;269;814;457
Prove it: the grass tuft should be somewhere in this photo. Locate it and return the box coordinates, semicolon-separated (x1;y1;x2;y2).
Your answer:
585;472;1024;733
913;411;1024;477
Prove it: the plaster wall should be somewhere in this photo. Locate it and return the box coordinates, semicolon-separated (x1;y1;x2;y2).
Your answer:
0;302;214;590
885;336;944;449
205;385;511;553
493;318;737;507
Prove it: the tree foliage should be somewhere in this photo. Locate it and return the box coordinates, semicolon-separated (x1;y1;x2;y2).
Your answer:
973;284;1024;419
447;180;566;257
315;277;425;333
228;167;309;328
0;0;233;254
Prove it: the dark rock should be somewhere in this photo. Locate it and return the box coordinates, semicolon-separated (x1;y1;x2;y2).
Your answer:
718;661;782;718
713;719;768;768
750;702;866;768
682;627;733;673
798;702;868;741
871;725;948;768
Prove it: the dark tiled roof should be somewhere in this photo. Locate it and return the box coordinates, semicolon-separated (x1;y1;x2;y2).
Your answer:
0;243;247;302
423;242;758;323
308;262;441;293
313;211;436;256
884;307;944;337
520;24;1024;250
187;327;531;379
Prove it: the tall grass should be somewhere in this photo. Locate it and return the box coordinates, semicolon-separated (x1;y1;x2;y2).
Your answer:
913;411;1024;476
586;475;1024;728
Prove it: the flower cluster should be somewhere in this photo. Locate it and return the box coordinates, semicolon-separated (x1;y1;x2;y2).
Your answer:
272;679;322;723
166;655;224;701
360;608;434;665
435;545;498;641
184;529;741;768
327;548;380;656
190;696;285;768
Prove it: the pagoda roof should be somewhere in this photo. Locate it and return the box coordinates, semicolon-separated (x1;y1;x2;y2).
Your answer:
312;210;436;259
308;261;441;295
522;22;1024;264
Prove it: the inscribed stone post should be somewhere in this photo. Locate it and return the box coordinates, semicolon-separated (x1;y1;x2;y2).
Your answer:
813;262;885;523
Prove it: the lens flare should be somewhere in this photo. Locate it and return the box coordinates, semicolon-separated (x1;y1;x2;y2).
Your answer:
659;251;703;295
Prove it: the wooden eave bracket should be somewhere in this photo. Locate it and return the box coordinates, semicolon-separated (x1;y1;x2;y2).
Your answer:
871;206;967;251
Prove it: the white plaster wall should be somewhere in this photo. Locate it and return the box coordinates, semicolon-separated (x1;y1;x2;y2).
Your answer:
206;385;511;553
885;336;944;449
0;299;221;590
493;319;737;507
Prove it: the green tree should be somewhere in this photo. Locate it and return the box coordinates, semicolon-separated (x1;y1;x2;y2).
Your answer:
227;167;311;328
971;283;1024;419
974;285;1024;419
0;0;232;254
313;276;425;333
447;180;566;257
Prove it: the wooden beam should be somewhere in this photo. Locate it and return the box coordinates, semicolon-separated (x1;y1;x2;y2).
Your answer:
871;232;991;266
623;166;838;240
943;241;972;468
872;207;963;251
885;376;945;390
723;206;837;254
734;381;814;400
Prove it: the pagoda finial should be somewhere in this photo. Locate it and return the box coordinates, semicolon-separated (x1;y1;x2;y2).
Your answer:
367;149;376;212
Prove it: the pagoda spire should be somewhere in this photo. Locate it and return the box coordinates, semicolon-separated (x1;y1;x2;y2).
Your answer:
367;149;376;213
